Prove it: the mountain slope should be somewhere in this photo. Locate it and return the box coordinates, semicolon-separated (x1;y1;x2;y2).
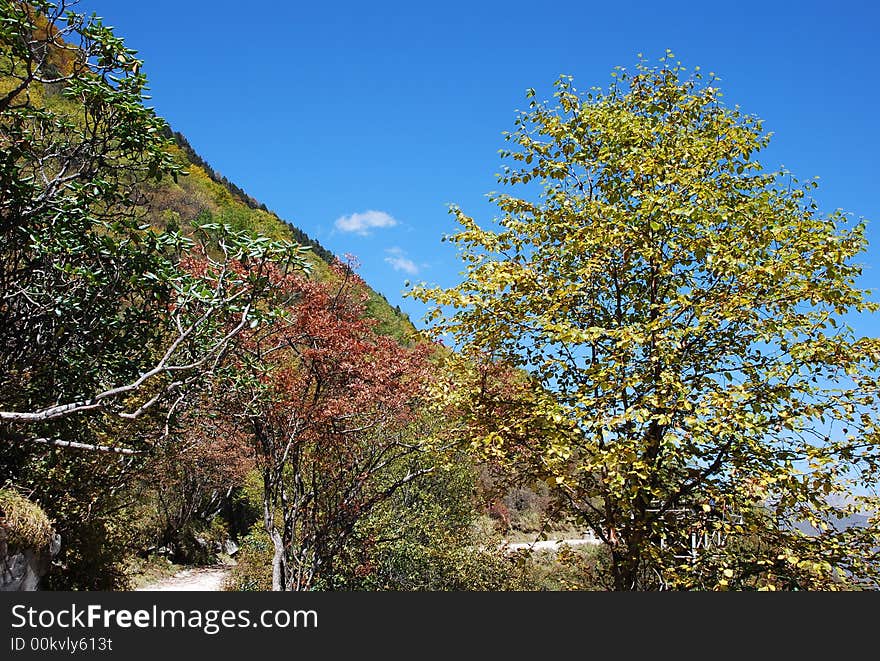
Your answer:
141;130;418;342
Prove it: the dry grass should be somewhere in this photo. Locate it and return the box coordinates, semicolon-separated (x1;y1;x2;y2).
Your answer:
124;555;185;590
0;489;53;550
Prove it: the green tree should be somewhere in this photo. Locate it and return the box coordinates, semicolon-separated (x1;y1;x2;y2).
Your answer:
0;1;310;587
412;55;880;590
226;452;527;591
0;0;310;449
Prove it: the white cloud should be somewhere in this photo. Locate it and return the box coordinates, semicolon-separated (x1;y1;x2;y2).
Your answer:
384;247;419;275
334;210;398;235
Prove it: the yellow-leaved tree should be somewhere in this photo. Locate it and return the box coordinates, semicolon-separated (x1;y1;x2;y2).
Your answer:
412;55;880;590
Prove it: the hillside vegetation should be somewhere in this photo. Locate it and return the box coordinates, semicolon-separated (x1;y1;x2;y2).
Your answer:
146;131;418;343
2;2;878;592
1;0;520;592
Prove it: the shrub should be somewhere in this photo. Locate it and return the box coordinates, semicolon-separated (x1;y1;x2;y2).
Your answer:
223;524;273;591
522;544;615;591
0;489;53;551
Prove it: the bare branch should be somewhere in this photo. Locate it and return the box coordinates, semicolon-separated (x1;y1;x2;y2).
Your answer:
20;437;141;455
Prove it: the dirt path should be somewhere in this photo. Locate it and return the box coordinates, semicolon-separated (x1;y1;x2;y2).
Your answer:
136;566;230;592
505;535;601;552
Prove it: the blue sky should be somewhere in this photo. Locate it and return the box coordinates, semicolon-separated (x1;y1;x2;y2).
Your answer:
82;0;880;335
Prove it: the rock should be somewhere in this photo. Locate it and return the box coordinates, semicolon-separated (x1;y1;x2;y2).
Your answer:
0;534;61;591
224;538;239;556
48;533;61;556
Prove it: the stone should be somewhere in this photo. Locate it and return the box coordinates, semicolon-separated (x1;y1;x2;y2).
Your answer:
0;534;60;591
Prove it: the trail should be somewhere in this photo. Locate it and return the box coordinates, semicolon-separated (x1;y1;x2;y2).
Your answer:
504;535;601;552
136;566;229;592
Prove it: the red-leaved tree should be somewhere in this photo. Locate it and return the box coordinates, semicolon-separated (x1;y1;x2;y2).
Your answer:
225;261;434;590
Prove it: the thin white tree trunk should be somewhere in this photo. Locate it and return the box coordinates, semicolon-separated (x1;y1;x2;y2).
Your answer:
264;499;286;591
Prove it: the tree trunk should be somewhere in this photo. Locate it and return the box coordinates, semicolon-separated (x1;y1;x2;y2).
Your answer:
270;529;285;591
264;498;286;591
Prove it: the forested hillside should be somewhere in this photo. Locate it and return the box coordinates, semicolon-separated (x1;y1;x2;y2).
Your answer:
0;0;517;591
149;129;418;343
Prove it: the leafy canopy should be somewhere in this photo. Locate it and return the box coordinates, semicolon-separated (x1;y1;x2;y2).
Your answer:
0;0;310;587
412;54;880;590
0;0;311;440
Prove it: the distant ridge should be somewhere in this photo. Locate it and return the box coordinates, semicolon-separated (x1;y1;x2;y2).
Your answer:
167;128;336;265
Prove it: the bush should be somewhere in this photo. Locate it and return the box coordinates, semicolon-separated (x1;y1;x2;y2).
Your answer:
1;442;145;590
44;515;134;591
504;485;551;532
226;470;263;539
521;544;615;591
0;489;53;551
342;533;528;591
223;525;273;591
326;459;531;591
170;516;230;565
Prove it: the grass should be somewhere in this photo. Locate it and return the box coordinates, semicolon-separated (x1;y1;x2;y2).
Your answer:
523;545;613;590
0;489;53;550
123;555;185;590
505;523;587;544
